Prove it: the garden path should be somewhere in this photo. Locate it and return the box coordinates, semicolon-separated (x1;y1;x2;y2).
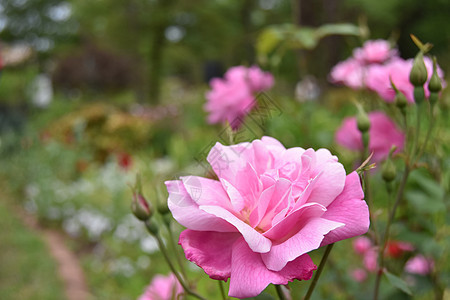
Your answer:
15;201;91;300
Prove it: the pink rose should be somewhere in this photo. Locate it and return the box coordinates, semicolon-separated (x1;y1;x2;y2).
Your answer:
366;56;446;103
205;66;274;129
329;58;366;89
353;236;373;255
405;255;434;275
166;137;370;298
138;273;183;300
353;40;398;64
335;111;405;162
225;65;274;92
351;268;368;282
363;248;378;272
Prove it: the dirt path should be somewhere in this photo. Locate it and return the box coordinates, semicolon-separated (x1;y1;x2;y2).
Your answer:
18;209;91;300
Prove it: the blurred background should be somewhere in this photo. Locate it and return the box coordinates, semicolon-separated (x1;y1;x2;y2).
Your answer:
0;0;449;299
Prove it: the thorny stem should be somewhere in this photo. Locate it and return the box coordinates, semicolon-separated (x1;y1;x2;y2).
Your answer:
275;285;287;300
373;165;410;300
304;243;334;300
145;221;207;300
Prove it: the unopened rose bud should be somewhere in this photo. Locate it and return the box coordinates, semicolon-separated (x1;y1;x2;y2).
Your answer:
391;79;408;113
428;57;442;93
382;158;396;182
409;52;428;87
131;192;152;221
130;174;153;221
382;147;397;182
357;107;370;133
428;57;442;105
395;92;408;109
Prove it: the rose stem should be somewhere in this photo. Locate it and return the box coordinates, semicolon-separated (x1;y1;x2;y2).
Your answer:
164;220;187;279
361;134;380;247
145;220;207;300
218;281;228;300
303;243;334;300
373;164;410;300
275;285;287;300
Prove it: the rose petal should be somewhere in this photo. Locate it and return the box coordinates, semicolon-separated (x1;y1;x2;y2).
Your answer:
307;160;346;207
263;202;327;240
262;217;344;271
207;142;250;182
179;230;240;280
200;205;272;253
256;178;292;231
181;176;232;209
166;180;236;232
320;172;369;246
229;237;316;298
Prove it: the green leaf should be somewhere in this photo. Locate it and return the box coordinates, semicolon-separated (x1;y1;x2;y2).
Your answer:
384;270;412;295
405;171;445;214
257;27;283;56
292;27;318;49
316;23;361;39
256;22;360;66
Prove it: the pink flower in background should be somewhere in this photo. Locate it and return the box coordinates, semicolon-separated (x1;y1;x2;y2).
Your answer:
166;137;369;298
205;77;255;129
335;111;405;162
329;58;366;89
353;236;372;255
352;237;414;275
138;273;183;300
351;268;368;282
353;40;397;64
405;255;434;275
363;248;378;272
225;65;274;92
329;39;446;99
352;236;377;272
205;66;274;129
366;56;446;103
329;39;396;89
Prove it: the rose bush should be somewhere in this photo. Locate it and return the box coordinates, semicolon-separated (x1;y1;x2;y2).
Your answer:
166;137;370;298
365;56;445;103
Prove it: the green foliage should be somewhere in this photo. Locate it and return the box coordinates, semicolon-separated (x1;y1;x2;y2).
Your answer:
257;23;361;67
0;66;39;105
384;270;413;296
406;170;446;215
0;187;65;300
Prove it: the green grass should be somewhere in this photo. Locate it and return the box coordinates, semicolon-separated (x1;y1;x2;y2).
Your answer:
0;184;66;300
